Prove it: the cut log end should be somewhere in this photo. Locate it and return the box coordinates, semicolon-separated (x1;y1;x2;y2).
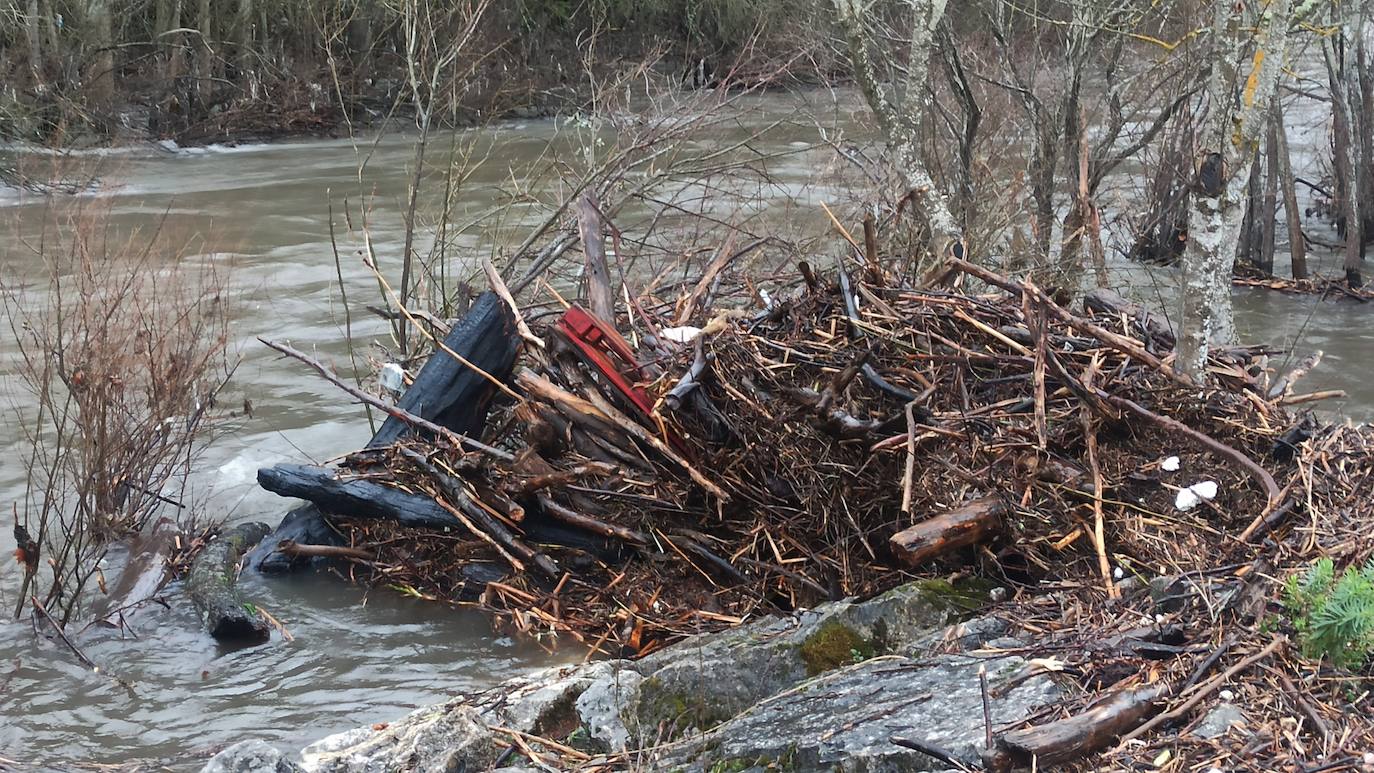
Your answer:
890;497;1007;567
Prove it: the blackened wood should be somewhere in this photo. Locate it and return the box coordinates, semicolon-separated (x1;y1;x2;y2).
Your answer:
368;291;519;448
247;503;346;574
258;464;459;529
256;463;615;557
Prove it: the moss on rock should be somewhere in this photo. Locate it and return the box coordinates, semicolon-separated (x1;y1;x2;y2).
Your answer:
913;577;995;615
637;675;735;732
798;621;875;676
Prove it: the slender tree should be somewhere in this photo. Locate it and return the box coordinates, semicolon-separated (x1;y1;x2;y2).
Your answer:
1272;106;1309;280
833;0;965;260
1177;0;1294;380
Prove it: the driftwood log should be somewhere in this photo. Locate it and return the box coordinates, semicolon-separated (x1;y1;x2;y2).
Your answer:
367;291;518;448
188;521;272;643
889;497;1007;567
250;292;519;573
247;503;346;574
256;463;619;559
982;683;1170;771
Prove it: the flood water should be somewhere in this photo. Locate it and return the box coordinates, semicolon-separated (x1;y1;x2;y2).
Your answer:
0;88;1367;770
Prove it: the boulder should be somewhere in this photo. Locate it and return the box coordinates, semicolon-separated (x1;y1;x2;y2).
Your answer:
623;578;991;743
207;579;1014;773
656;653;1061;772
202;740;302;773
301;700;499;773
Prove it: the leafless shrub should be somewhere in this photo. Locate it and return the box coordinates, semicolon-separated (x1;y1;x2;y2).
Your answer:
2;198;237;624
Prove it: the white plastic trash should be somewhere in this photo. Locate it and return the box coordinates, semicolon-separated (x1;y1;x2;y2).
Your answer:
1161;455;1181;472
380;362;406;395
1174;480;1219;511
659;326;703;343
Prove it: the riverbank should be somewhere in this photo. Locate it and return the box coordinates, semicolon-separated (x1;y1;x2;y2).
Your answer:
203;579;1058;772
222;230;1374;771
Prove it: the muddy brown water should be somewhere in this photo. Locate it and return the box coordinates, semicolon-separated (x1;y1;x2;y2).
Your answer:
0;89;1367;770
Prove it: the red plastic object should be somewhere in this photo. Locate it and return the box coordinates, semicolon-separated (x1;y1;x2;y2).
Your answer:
557;306;686;453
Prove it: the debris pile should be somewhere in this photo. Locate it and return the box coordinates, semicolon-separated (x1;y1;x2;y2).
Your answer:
252;249;1374;767
260;256;1291;652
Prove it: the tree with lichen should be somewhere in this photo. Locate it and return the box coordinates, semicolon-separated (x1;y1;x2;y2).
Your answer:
1176;0;1297;381
832;0;965;263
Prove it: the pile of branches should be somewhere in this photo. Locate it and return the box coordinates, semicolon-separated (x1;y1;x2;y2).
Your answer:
256;243;1374;765
261;253;1323;658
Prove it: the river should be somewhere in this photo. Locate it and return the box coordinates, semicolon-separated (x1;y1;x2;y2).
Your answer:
0;88;1367;770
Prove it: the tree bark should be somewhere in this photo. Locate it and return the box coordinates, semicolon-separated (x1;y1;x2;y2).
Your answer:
1177;0;1292;379
1272;102;1308;279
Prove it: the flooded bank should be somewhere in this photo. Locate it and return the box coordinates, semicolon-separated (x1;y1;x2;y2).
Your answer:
0;87;1366;769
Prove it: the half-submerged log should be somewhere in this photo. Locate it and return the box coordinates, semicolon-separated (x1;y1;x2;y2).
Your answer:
982;683;1169;771
188;521;272;643
366;291;519;449
94;517;179;629
889;497;1006;567
247;503;346;574
256;463;618;558
259;464;458;529
252;292;519;572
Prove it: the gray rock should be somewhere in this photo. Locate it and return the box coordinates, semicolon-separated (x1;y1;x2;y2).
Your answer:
627;579;988;743
1191;702;1246;739
575;665;644;751
475;661;614;738
201;740;302;773
301;700;499;773
659;654;1061;772
273;579;1000;771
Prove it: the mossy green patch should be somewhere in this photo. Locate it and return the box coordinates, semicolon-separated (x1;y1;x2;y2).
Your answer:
705;745;799;772
637;675;734;733
913;577;995;615
798;620;875;676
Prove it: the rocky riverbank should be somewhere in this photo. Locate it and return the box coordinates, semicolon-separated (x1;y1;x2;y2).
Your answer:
202;579;1069;772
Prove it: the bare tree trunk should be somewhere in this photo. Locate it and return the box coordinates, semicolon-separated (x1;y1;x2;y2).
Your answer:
1325;36;1363;287
194;0;212;103
1273;103;1308;279
23;0;44;82
235;0;253;73
1260;119;1280;276
84;0;115;106
834;0;964;261
937;25;979;234
1177;0;1293;379
1357;27;1373;262
1238;156;1262;267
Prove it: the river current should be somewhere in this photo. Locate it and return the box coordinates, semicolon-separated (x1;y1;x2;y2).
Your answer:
0;88;1366;770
